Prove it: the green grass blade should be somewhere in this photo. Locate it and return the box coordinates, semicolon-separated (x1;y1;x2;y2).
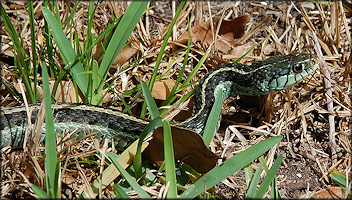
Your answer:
255;155;283;198
161;15;191;107
133;81;163;178
0;4;36;103
182;48;211;88
330;171;347;187
140;0;185;118
42;2;57;78
259;156;270;173
87;1;95;51
52;2;61;24
42;61;60;198
147;0;185;91
107;152;151;199
42;7;89;98
203;91;224;145
91;60;101;104
115;92;133;115
31;184;50;199
246;165;262;198
258;155;281;198
28;1;38;99
244;164;254;187
62;1;80;29
270;176;280;199
86;19;119;60
1;79;21;101
330;170;352;194
180;136;283;199
163;120;177;198
113;184;130;199
133;117;163;179
97;1;149;93
140;81;160;119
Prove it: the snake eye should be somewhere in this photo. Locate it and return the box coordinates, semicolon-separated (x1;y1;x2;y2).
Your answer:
293;63;303;73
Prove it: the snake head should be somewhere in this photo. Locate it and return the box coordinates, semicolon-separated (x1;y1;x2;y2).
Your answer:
253;52;319;94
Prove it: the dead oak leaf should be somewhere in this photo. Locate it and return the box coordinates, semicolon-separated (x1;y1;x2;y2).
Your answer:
179;14;250;53
112;43;138;67
151;79;176;100
145;125;217;174
312;186;351;199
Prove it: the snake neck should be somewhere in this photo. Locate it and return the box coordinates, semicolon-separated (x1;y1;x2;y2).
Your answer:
178;53;319;134
179;63;256;133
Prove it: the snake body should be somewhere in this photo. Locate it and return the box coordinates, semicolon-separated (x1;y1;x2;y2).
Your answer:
1;53;319;149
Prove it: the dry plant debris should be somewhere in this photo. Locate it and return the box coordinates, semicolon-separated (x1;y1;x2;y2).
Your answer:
1;1;351;199
145;125;217;174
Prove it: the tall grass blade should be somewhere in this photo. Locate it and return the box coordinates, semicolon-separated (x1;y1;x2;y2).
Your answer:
42;62;60;198
107;152;151;199
246;165;262;198
62;2;80;28
97;1;149;93
163;120;178;198
42;2;57;78
203;91;224;145
0;4;36;103
255;155;282;198
140;81;160;119
140;0;185;118
147;0;185;91
91;60;101;104
113;184;130;199
161;15;191;107
133;82;163;178
28;1;38;99
42;7;89;98
133;117;163;179
180;136;282;199
30;185;50;199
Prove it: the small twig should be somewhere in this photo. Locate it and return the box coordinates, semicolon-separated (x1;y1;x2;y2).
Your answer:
311;32;338;164
17;79;30;151
319;158;343;181
99;139;109;199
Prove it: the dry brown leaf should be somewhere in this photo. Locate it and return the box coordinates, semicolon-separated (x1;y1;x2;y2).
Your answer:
14;81;44;102
224;41;256;60
173;98;193;121
50;80;81;103
178;14;250;53
145;125;217;174
112;43;138;67
151;79;175;100
311;186;351;199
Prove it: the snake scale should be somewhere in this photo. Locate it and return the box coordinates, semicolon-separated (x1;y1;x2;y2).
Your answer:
1;53;319;150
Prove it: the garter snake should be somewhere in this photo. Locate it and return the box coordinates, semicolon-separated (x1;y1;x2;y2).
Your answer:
1;52;319;150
